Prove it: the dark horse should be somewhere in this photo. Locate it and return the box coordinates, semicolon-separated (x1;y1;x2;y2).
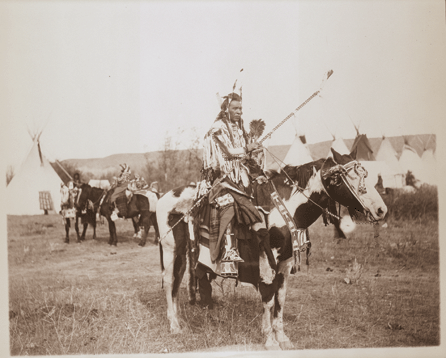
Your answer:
155;149;387;349
77;184;159;246
61;187;94;244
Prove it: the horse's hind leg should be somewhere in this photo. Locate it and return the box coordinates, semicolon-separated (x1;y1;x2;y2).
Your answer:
137;213;148;247
171;219;188;314
132;216;141;240
161;240;181;334
157;211;182;333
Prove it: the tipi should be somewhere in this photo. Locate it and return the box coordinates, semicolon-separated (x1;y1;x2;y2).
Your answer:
271;134;313;170
420;149;436;185
374;135;405;188
350;133;376;161
6;129;67;215
329;135;350;156
398;137;424;183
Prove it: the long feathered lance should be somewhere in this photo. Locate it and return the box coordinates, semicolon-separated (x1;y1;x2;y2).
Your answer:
259;70;333;144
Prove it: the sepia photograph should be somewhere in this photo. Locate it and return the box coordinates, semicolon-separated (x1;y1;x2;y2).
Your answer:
1;0;445;357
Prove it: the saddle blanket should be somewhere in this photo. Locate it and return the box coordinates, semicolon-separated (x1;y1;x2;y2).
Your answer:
132;189;158;212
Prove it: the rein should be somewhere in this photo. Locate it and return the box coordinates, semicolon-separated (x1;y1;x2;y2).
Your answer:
263;147;341;221
158;175;228;243
91;189;107;206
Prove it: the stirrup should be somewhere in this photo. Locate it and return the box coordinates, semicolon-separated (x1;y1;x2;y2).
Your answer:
220;261;238;278
221;248;244;263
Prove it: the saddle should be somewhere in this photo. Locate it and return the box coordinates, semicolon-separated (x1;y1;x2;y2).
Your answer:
195;178;264;282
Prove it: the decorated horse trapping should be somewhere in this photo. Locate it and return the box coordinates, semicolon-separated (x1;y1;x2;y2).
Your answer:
269;183;311;273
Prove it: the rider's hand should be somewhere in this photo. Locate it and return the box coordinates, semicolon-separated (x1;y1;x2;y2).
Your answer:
246;142;261;152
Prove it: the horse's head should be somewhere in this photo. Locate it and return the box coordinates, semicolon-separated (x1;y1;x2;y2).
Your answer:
75;183;92;210
321;148;387;222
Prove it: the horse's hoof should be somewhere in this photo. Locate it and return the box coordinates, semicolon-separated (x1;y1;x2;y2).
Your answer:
265;343;281;351
170;327;182;335
279;340;294;350
265;336;281;350
138;241;146;247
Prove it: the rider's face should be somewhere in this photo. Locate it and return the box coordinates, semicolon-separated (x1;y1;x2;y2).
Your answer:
228;100;242;122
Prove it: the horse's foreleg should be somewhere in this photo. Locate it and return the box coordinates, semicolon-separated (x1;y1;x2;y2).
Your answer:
64;219;70;243
259;251;281;350
92;215;97;240
260;288;280;350
272;261;294;350
111;220;117;246
74;215;81;242
81;222;88;241
106;217;114;246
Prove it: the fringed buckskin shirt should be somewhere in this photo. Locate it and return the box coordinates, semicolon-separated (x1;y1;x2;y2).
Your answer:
203;118;249;186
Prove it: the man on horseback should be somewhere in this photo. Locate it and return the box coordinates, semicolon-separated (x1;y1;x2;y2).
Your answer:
196;91;275;308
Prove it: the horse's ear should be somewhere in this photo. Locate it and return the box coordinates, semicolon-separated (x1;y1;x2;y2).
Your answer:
349;147;358;160
331;148;341;164
312;166;317;176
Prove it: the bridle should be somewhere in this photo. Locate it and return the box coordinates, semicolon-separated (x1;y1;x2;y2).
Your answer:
321;159;377;223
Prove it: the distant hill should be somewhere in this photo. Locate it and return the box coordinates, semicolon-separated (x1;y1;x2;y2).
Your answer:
59;134;435;179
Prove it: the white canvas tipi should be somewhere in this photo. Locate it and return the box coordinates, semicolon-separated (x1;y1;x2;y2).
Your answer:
280;134;313;168
420;148;437;185
375;136;405;188
329;136;350;156
399;140;424;183
6;131;65;215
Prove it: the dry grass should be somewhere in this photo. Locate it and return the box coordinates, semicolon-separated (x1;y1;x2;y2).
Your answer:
7;214;439;355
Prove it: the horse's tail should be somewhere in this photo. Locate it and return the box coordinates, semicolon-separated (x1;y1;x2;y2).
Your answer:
186;216;199;305
159;242;164;289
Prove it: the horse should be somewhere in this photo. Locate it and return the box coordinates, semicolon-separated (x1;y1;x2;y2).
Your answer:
60;185;93;243
155;148;387;349
76;184;159;246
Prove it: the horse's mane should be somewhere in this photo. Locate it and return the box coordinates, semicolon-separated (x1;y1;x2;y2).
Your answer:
89;186;106;203
269;158;325;190
80;183;105;203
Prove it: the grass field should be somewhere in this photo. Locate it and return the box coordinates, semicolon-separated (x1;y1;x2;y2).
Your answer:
7;213;440;355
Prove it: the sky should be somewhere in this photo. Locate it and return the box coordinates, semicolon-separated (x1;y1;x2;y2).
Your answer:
1;0;446;171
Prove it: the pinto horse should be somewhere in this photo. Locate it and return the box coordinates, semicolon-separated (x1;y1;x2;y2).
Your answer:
155;149;387;349
77;184;159;246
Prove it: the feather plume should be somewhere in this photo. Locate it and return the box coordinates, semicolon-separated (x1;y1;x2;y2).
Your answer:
249;119;266;142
